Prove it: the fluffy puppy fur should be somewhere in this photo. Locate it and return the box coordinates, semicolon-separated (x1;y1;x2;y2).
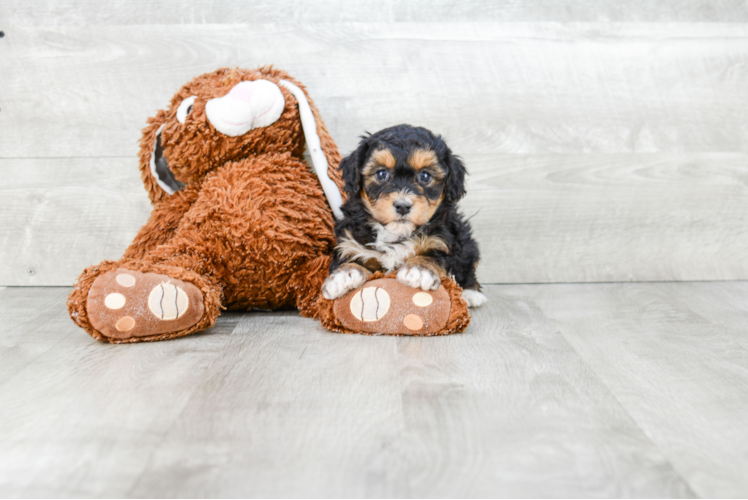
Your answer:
322;124;487;307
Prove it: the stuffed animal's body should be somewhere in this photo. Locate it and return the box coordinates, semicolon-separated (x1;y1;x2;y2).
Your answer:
68;67;345;342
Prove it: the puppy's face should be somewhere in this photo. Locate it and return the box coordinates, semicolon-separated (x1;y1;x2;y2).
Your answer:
361;146;446;227
341;125;466;233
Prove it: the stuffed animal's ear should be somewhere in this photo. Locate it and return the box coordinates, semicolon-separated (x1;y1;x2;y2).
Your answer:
137;109;170;205
305;95;344;199
279;79;345;218
443;150;467;203
275;77;343;193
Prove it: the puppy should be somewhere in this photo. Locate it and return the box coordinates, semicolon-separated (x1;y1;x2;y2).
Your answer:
322;124;487;308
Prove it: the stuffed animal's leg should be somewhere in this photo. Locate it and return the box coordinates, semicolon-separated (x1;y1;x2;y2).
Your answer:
121;187;201;261
68;260;222;343
290;254;334;319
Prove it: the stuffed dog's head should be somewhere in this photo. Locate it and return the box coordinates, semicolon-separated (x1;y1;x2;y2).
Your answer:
138;66;342;204
341;124;466;233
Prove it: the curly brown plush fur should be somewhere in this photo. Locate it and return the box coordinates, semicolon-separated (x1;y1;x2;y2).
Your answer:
67;67;345;343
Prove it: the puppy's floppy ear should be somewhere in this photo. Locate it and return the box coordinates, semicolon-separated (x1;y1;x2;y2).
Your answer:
341;136;370;196
443;150;467;203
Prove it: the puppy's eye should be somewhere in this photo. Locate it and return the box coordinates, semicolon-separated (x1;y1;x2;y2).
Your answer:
176;95;197;124
375;169;390;181
418;171;432;183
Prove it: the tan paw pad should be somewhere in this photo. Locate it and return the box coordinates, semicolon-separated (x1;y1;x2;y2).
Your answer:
116;273;136;287
403;314;424;331
115;316;136;332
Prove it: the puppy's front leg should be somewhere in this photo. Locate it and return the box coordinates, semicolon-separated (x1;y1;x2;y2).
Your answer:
397;256;446;291
322;263;372;300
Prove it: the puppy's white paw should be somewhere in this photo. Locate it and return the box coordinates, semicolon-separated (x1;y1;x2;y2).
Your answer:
397;265;441;291
322;267;368;300
462;289;488;308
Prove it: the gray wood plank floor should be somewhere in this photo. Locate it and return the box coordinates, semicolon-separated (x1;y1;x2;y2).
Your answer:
2;283;747;497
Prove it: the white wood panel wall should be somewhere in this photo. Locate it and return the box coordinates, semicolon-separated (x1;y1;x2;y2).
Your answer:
1;2;747;285
6;1;748;25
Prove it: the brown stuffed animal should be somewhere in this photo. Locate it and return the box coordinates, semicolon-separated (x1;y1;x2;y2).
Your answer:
67;66;470;342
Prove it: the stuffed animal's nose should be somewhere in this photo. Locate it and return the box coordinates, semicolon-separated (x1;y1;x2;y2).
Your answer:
205;79;285;137
394;199;412;215
227;81;256;103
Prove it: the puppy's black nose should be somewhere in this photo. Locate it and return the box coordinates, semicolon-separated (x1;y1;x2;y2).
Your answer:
394;199;412;216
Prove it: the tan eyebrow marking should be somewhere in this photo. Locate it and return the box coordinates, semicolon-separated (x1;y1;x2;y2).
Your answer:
370;148;396;169
362;147;397;181
408;149;438;171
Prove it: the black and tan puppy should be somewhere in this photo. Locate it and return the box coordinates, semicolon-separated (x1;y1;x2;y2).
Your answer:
322;124;487;307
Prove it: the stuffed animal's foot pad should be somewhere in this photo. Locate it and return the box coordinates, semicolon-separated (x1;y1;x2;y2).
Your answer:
87;269;204;339
333;278;451;335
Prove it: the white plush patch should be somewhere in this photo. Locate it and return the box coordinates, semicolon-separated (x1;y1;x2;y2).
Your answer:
279;79;344;220
349;287;391;321
104;293;126;310
322;267;368;300
176;95;197;124
205;79;284;137
462;289;488;308
148;282;189;320
116;273;136;287
397;265;440;291
412;292;433;307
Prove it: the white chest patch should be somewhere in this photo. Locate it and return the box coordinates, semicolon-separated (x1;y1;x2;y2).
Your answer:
370;223;417;272
336;223;418;273
373;240;415;273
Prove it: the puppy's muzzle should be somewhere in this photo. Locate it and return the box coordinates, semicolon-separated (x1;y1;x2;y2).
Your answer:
394;199;413;216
